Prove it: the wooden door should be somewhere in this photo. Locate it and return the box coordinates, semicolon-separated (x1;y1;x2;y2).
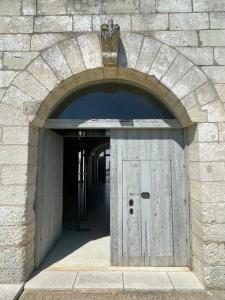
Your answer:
35;129;63;268
110;129;190;267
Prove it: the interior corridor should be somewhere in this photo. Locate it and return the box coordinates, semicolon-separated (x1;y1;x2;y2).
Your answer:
39;163;110;271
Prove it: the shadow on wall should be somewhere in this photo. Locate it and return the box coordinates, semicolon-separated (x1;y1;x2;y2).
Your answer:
118;40;128;67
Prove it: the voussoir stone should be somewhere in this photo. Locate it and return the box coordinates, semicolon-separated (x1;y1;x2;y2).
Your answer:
42;45;72;81
28;57;60;91
78;34;102;69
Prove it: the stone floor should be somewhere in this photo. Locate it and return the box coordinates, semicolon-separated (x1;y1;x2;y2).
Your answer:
40;182;110;271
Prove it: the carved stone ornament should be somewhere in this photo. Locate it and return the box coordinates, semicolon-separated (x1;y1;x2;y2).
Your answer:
101;19;120;67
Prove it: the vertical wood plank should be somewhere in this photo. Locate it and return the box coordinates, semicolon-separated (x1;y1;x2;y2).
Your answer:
35;129;63;268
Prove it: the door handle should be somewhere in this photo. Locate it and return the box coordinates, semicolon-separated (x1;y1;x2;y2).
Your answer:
141;192;150;199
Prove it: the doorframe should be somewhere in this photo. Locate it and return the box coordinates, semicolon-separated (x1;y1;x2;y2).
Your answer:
44;118;189;268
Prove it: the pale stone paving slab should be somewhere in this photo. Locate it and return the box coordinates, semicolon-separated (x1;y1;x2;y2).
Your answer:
25;271;77;290
123;271;173;291
74;271;123;290
168;272;204;290
0;284;24;300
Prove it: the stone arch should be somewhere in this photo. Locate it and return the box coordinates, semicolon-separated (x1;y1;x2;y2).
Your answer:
2;32;225;129
1;32;225;287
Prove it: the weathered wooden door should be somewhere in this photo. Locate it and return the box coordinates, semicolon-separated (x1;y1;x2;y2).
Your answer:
35;129;63;268
110;129;190;267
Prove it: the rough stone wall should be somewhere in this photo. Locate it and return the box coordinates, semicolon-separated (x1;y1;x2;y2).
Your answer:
0;0;225;290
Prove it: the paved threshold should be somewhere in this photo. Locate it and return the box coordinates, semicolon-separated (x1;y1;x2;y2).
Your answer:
20;270;225;300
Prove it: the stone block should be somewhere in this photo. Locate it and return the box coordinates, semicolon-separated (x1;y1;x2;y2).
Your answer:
0;145;30;164
2;165;37;185
204;243;225;265
78;34;102;69
0;223;34;246
210;12;225;29
204;266;225;289
0;17;33;34
131;14;168;31
73;15;92;32
22;0;36;15
200;30;225;46
4;52;39;70
197;123;218;142
59;38;85;74
167;272;204;290
214;47;225;65
176;47;213;66
67;0;102;14
42;45;72;81
204;224;225;242
0;103;27;126
35;16;72;32
0;52;2;69
74;271;123;289
28;57;60;91
13;71;49;101
2;126;29;144
156;0;192;12
172;67;207;99
0;206;34;226
140;0;155;13
136;37;161;74
149;44;177;80
161;54;193;89
37;0;66;15
196;82;217;105
198;142;225;161
181;92;197;110
31;33;68;51
193;0;225;12
26;271;77;289
155;31;198;47
202;101;225;122
190;162;225;181
170;13;209;30
0;185;35;206
0;244;33;269
0;34;30;51
0;71;17;88
93;14;131;32
103;0;139;14
0;284;24;300
202;66;225;83
2;86;35;110
0;88;5;100
201;181;225;203
0;0;21;15
123;272;173;290
203;203;225;224
215;84;225;102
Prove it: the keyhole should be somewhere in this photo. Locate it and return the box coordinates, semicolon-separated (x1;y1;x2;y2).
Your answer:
129;199;134;206
130;208;134;215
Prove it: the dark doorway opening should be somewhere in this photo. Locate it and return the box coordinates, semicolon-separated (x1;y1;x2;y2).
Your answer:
40;129;111;270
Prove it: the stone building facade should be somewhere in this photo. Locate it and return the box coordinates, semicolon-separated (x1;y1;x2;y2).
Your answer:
0;0;225;293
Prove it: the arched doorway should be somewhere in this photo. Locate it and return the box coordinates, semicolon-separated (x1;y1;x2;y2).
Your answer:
34;82;190;270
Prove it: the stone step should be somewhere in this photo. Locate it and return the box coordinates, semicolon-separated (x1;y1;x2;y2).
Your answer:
20;289;225;300
19;270;224;300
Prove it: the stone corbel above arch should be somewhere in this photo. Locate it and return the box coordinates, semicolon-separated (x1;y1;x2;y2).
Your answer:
101;19;120;67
